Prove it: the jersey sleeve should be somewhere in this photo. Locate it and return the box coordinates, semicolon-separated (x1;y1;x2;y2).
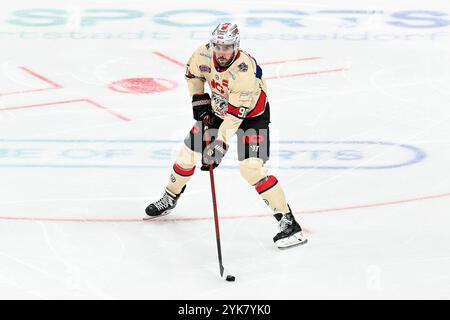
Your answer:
217;114;243;143
185;48;207;96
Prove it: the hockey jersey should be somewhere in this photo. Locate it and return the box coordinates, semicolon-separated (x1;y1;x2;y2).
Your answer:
185;43;268;142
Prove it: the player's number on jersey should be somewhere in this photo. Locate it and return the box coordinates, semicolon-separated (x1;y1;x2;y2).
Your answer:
238;107;247;118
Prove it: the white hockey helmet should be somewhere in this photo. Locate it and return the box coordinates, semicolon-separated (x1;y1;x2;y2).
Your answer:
210;22;240;54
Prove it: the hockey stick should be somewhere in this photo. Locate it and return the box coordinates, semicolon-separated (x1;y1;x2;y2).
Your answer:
204;125;235;282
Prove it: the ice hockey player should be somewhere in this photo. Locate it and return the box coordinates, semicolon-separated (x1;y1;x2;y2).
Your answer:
145;23;307;249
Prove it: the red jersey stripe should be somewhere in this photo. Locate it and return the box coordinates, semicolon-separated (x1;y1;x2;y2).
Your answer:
246;90;267;118
227;103;245;119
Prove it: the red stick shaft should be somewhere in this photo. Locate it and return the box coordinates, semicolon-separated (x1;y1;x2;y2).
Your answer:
209;164;221;240
204;126;224;277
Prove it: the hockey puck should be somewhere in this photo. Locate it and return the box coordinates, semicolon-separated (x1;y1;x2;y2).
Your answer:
226;275;235;282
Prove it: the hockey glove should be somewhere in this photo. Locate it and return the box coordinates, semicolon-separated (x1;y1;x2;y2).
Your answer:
201;140;229;171
192;93;214;125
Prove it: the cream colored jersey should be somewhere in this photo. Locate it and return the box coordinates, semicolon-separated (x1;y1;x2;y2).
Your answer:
185;44;268;142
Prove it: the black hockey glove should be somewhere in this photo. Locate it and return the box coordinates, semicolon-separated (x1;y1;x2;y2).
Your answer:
201;140;229;171
192;93;214;125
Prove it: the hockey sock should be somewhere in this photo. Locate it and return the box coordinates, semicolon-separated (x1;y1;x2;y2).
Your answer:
166;163;195;195
254;175;290;214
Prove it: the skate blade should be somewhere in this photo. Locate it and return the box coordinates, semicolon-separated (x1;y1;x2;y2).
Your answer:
275;232;308;249
142;210;172;221
277;239;308;250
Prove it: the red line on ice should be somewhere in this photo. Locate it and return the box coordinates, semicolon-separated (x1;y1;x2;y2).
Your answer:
265;68;348;80
152;52;346;80
0;98;131;122
19;66;62;89
300;191;450;214
0;87;58;96
153;52;323;68
0;99;81;111
260;57;321;65
0;192;449;224
84;99;131;122
153;51;185;67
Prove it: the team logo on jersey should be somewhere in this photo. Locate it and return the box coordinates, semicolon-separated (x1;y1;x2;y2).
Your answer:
211;79;228;95
238;62;248;72
199;65;211;73
212;92;228;118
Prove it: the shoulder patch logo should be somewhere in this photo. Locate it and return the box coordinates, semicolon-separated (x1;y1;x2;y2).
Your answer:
199;65;211;73
238;62;248;72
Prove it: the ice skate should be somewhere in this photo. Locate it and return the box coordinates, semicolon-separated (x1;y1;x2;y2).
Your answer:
273;210;307;249
144;187;185;220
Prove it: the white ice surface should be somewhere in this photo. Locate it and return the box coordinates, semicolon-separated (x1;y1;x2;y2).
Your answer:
0;0;450;299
